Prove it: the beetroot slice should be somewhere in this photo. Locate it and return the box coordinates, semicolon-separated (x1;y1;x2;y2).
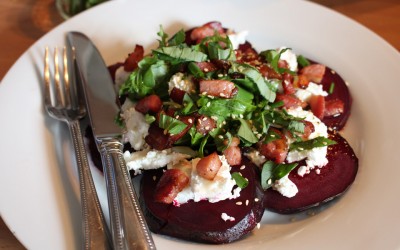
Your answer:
312;62;352;131
139;158;264;244
263;132;358;214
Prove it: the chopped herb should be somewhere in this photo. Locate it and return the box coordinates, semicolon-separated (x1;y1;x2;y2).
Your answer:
261;161;298;190
290;136;337;151
297;54;310;67
237;118;258;144
231;172;249;189
144;114;156;124
158;113;188;135
114;112;124;128
329;82;335;94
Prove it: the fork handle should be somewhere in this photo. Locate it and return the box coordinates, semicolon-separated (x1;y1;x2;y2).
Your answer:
69;120;111;250
98;138;155;250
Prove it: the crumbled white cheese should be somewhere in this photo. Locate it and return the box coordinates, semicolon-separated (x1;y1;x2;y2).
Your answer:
228;30;249;50
272;174;298;198
123;149;191;175
297;165;310;177
244;149;266;167
286;107;329;170
278;47;298;72
121;100;149;151
171;155;241;205
168;72;196;94
295;82;328;102
221;213;235;222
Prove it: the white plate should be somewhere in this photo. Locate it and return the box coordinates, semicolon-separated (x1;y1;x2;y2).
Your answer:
1;0;400;249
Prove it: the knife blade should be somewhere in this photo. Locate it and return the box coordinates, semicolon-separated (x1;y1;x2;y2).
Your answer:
67;31;156;250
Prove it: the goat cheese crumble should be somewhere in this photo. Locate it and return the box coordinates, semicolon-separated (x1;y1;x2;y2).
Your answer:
170;155;241;205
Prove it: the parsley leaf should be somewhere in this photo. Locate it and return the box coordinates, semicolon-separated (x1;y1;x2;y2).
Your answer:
237;118;258;144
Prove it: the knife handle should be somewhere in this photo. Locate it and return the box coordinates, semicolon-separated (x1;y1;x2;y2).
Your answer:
99;138;156;250
69;120;111;250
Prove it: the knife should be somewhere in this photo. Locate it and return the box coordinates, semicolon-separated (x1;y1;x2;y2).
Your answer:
67;31;156;250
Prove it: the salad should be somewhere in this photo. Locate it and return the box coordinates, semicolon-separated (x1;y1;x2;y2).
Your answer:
104;22;358;243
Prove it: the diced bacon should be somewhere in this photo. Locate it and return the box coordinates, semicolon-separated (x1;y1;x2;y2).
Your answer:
211;59;231;71
223;137;242;166
135;94;162;114
282;73;296;94
324;99;344;117
199;79;237;98
236;47;260;65
275;94;305;109
145;124;172;150
190;21;224;43
196;152;222;180
278;60;289;69
300;64;326;84
293;74;309;89
258;129;288;164
170;87;186;104
309;95;326;120
196;115;216;135
154;169;190;204
195;61;218;73
123;45;144;72
301;120;315;140
258;64;282;80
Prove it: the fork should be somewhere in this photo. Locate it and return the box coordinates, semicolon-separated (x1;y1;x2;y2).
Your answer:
44;47;111;250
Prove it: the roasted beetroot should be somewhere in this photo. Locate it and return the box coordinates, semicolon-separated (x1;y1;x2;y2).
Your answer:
263;132;358;214
139;158;264;244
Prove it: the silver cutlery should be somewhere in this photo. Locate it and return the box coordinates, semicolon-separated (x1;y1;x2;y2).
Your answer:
43;46;111;250
67;32;156;250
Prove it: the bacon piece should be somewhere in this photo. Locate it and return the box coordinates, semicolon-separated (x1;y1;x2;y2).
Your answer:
154;169;190;204
293;74;310;89
300;64;326;84
199;79;237;98
236;47;260;65
324;99;344;117
196;152;222;180
145;124;172;150
135;94;162;114
258;129;288;164
301;120;315;140
223;137;242;166
309;95;326;120
258;64;282;80
196;115;216;135
123;45;144;72
282;73;296;94
275;94;305;109
195;61;218;73
190;21;224;43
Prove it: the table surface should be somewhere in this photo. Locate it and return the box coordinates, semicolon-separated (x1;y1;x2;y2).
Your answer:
1;0;399;249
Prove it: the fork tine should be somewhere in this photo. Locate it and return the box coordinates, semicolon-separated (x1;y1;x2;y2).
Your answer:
44;47;52;107
54;47;64;107
62;46;72;108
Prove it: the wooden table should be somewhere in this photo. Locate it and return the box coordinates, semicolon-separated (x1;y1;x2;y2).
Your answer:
1;0;399;249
